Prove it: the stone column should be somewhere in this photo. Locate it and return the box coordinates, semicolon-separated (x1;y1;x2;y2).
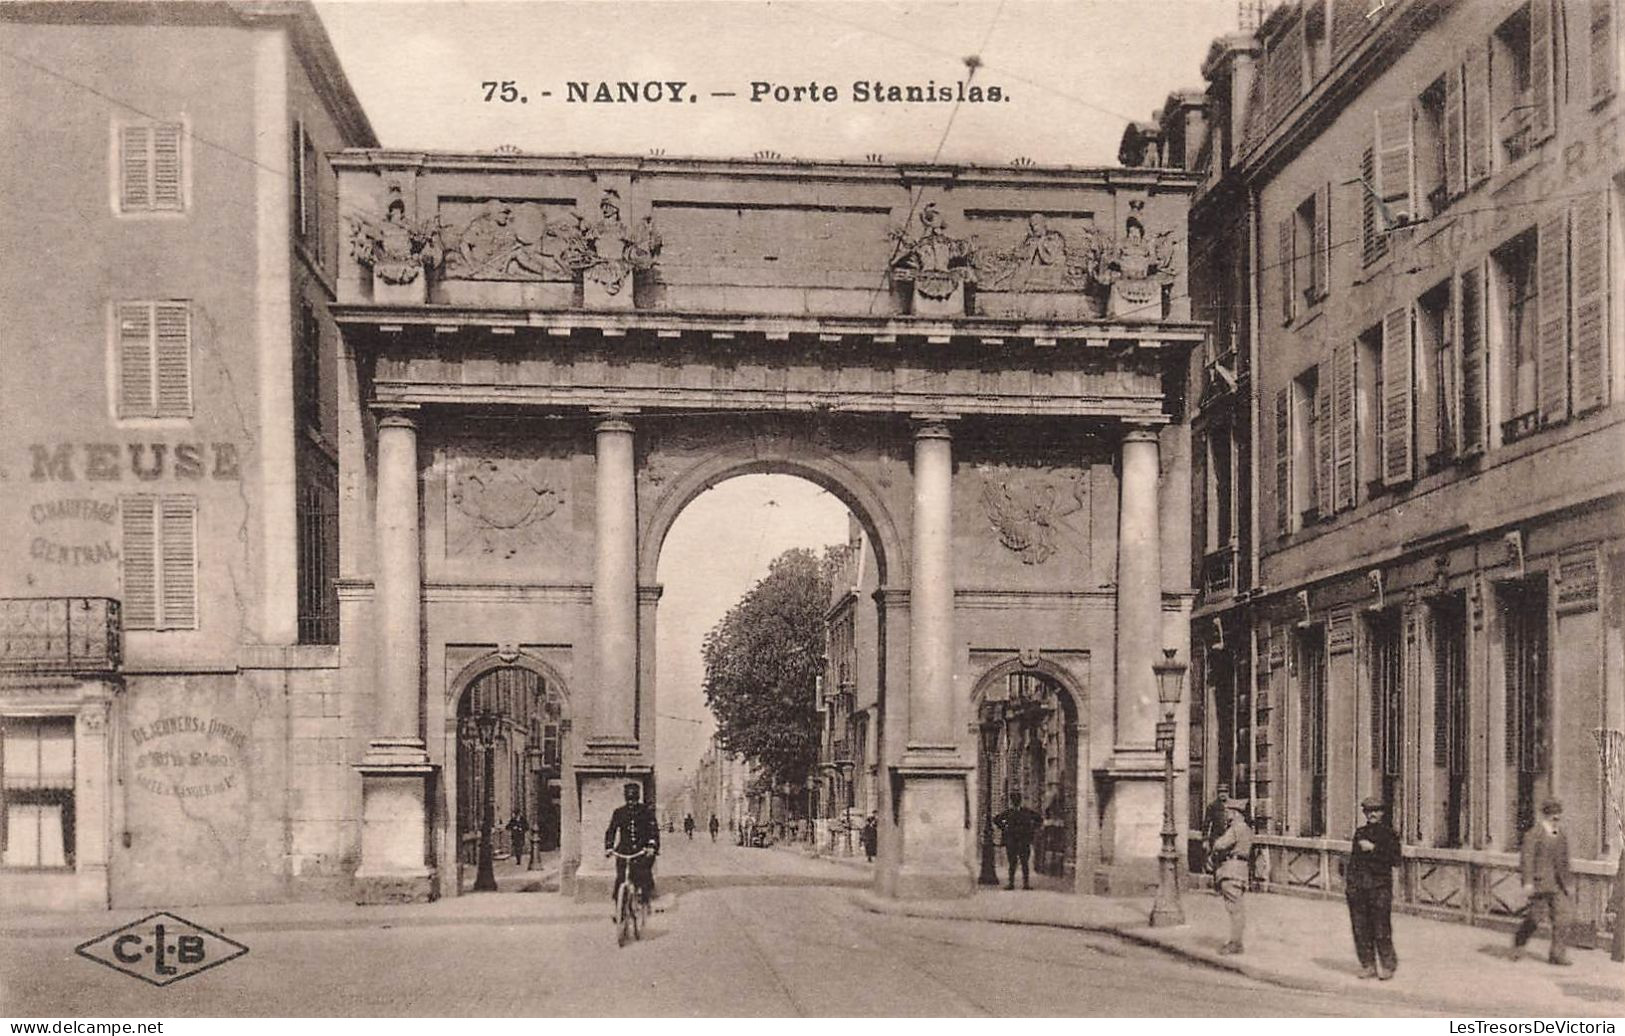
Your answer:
354;406;435;903
1102;422;1168;890
1115;424;1163;750
592;414;639;747
882;418;974;900
908;419;956;749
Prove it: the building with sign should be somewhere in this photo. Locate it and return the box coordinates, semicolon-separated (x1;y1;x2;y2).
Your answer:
1139;0;1625;928
0;1;375;909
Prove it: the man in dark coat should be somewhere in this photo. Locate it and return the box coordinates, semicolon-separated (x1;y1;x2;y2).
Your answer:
505;810;530;866
1513;798;1573;965
1347;796;1401;979
992;791;1044;890
604;781;660;907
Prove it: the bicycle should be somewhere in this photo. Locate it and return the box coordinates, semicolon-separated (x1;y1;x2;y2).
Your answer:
608;848;653;947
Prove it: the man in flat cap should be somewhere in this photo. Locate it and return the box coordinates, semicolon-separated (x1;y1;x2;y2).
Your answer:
1347;796;1401;979
1513;798;1573;965
1209;797;1252;954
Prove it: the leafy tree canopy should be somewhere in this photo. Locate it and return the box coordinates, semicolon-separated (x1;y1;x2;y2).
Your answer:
701;547;835;797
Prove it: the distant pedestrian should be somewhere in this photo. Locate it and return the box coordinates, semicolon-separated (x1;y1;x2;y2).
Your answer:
1513;798;1573;966
683;813;696;839
1209;797;1252;955
1202;784;1231;869
505;811;530;865
1346;796;1400;980
992;791;1043;890
709;814;720;842
860;814;877;861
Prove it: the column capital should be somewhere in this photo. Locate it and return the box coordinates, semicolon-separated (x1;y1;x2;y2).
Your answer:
1121;422;1163;445
372;404;421;431
594;412;637;435
910;415;957;440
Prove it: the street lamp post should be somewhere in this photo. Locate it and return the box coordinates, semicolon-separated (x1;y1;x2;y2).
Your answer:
460;710;502;893
1150;647;1188;927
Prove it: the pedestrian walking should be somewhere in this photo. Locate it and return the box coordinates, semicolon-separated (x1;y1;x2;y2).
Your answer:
861;814;878;861
505;810;530;866
1512;798;1574;966
992;791;1043;890
708;814;720;842
683;813;696;839
1209;797;1252;955
1346;796;1400;979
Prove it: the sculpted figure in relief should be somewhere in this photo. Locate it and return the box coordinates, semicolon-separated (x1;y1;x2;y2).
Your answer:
1097;212;1180;320
579;189;662;296
448;451;564;559
888;202;975;299
978;213;1097;292
348;188;444;285
978;467;1088;565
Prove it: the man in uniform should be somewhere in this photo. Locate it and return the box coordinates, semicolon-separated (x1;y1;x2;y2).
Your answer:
1347;796;1401;979
604;781;660;909
1209;797;1252;955
1513;798;1573;966
992;791;1044;890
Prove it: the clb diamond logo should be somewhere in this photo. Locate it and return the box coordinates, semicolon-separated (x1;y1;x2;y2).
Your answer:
75;912;248;987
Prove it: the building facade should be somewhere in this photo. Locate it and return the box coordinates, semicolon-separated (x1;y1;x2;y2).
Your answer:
1148;0;1625;927
0;1;376;909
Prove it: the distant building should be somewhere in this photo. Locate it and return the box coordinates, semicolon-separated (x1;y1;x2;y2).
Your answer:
1133;0;1624;926
0;0;376;910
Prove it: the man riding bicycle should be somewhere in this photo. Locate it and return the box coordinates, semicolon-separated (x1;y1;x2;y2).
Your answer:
604;781;660;909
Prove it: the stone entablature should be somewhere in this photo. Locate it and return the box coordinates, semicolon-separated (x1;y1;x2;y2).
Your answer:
333;153;1197;322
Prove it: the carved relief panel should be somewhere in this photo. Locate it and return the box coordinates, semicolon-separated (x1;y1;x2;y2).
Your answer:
444;443;570;560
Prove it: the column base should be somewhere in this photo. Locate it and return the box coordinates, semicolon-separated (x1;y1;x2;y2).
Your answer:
568;762;652;900
875;764;975;900
354;748;438;905
1096;758;1174;895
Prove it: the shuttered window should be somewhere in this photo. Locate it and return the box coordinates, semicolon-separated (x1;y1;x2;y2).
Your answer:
1280;217;1296;322
1275;388;1292;537
117;121;184;213
120;495;197;631
1333;338;1358;511
1535;209;1570;426
116;302;191;419
1458;265;1487;454
1570;191;1611;415
1381;306;1414;484
1443;66;1465;198
1591;0;1619;104
1374;102;1414;223
1528;0;1555;144
1464;46;1492;185
1315;366;1334;519
1360;148;1388;267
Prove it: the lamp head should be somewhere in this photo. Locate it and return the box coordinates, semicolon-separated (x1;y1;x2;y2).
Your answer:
1153;647;1187;708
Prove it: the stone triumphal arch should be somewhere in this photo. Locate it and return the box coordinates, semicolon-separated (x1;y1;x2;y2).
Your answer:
332;153;1202;901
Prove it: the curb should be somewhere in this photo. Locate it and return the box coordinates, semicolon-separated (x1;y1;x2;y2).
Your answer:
847;891;1607;1017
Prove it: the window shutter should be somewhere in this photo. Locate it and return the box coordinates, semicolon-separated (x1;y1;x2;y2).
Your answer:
1464;47;1491;185
1529;0;1555;143
293;119;307;238
1333;338;1358;510
1592;0;1619;104
1381;306;1414;484
120;125;151;211
159;496;197;629
1316;182;1332;301
1536;209;1571;426
117;303;154;418
1316;368;1334;518
1280;218;1296;322
1193;429;1208;556
154;302;191;417
1444;65;1465;197
1360;148;1387;266
1331;0;1367;60
151;123;182;210
1275;388;1292;536
1570;191;1610;415
1374;102;1414;221
121;496;157;629
1459;266;1487;454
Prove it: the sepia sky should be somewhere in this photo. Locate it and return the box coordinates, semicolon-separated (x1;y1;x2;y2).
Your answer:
316;0;1237;789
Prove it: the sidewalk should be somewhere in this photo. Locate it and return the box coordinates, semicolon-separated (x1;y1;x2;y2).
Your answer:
853;884;1624;1017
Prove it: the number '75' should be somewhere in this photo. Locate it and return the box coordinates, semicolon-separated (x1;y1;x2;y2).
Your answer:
482;81;520;102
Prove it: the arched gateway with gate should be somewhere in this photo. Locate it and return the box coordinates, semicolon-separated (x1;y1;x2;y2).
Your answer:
332;152;1202;902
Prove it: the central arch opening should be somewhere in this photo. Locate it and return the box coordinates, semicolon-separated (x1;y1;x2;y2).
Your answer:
652;470;882;880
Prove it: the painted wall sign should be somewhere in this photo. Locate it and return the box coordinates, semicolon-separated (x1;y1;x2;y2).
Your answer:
27;442;241;482
27;497;120;566
129;715;247;799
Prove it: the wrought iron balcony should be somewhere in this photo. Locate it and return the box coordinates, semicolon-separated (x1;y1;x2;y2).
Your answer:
0;597;122;674
1201;546;1237;596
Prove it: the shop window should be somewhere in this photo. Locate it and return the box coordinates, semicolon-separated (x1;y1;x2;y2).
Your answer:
1501;579;1549;842
1431;594;1470;849
1;717;75;869
116;120;184;213
1298;626;1328;837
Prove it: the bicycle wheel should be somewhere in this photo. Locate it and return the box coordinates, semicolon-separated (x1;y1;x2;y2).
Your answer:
616;886;633;947
630;894;644;941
